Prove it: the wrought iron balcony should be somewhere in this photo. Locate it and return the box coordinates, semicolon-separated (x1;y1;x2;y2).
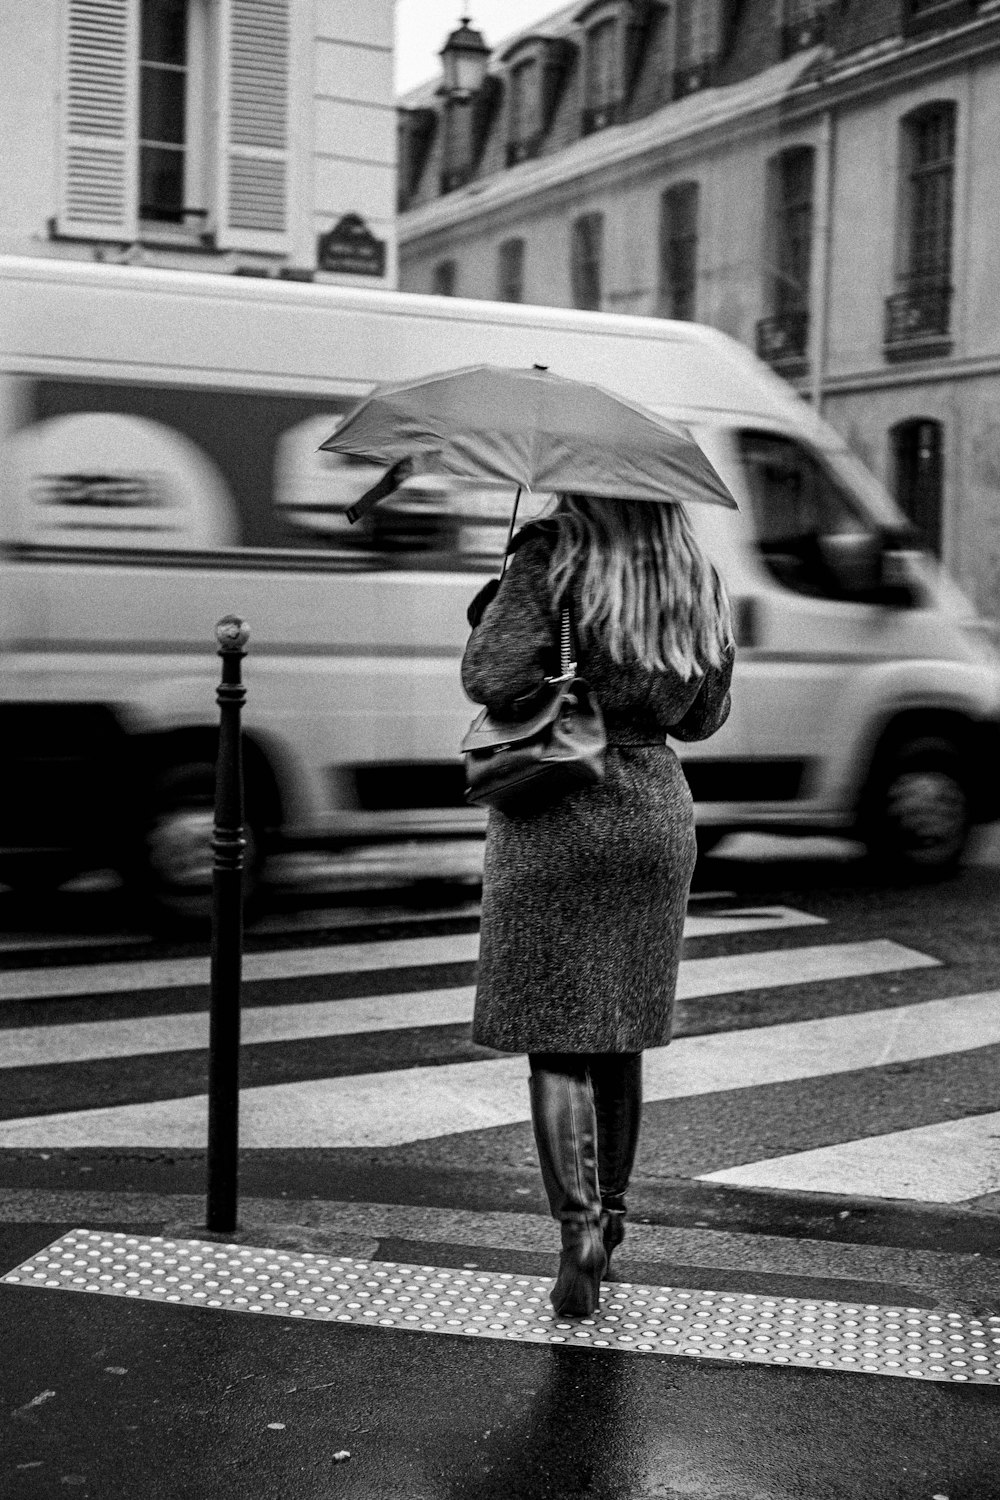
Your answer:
755;311;810;375
884;282;953;361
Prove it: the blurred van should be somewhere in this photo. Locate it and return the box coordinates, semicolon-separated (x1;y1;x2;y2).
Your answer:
1;255;998;919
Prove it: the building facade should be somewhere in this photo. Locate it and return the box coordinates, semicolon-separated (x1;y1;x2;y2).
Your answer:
398;1;1000;617
1;0;397;286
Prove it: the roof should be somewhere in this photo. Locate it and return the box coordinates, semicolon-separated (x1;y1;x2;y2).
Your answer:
400;46;824;239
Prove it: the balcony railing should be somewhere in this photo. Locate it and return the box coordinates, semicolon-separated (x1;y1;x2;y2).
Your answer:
756;311;810;374
884;281;953;361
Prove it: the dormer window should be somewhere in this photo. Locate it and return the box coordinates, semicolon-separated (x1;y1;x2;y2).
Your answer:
501;35;572;165
440;98;475;194
586;18;619;129
673;0;721;97
574;1;641;135
397;107;436;212
510;58;538;155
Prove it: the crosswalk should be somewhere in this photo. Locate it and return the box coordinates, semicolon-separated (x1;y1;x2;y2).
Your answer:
1;896;998;1209
6;892;1000;1395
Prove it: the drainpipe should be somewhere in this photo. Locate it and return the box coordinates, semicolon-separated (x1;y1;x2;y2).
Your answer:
810;107;835;417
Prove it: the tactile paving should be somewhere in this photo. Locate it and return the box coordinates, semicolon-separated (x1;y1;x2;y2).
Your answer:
4;1230;999;1385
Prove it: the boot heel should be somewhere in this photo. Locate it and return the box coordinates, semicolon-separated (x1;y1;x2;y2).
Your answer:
551;1223;607;1318
600;1208;626;1278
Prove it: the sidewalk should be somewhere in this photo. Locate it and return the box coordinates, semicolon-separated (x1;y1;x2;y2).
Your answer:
4;1176;1000;1499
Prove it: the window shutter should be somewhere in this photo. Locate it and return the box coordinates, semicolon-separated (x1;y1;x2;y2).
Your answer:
215;0;291;253
57;0;138;242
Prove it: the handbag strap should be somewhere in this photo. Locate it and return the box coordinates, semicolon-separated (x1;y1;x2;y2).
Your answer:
498;486;575;677
560;605;574;677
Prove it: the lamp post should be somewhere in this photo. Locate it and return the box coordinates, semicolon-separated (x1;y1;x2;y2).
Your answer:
439;15;490;100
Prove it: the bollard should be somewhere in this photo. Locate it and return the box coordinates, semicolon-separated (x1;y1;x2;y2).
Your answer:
206;615;249;1234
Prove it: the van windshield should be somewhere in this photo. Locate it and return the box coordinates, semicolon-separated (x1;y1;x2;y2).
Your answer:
821;446;909;532
736;428;916;601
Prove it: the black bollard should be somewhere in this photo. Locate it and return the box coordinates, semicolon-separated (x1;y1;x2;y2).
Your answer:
206;614;249;1234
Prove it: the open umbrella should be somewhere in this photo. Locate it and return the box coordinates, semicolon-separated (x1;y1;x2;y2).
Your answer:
319;364;736;522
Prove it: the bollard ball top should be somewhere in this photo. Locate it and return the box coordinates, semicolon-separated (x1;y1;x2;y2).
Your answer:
216;614;250;651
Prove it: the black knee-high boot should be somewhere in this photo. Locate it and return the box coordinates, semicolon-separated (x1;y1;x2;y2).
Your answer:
591;1053;643;1277
529;1064;607;1318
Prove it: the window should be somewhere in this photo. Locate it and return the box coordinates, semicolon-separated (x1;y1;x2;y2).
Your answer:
658;183;698;320
139;0;190;221
440;99;475;193
581;13;620;130
570;212;603;310
737;431;880;600
501;35;570;162
497;238;525;302
757;148;813;371
903;103;956;288
586;17;618;118
509;59;538;151
885;102;956;356
891;419;943;555
397;107;436;211
433;259;458;296
674;0;719;94
57;0;290;250
772;148;814;316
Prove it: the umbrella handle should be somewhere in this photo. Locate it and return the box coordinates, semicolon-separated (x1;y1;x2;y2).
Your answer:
500;487;522;578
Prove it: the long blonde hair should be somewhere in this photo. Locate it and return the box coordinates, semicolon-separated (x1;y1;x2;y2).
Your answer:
547;493;732;680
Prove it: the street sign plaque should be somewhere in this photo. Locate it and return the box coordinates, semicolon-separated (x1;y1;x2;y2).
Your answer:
317;214;387;277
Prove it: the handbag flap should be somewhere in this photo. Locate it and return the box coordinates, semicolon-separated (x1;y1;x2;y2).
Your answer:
460;680;574;753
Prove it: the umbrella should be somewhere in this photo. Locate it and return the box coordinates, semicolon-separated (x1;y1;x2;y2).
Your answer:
319;364;736;522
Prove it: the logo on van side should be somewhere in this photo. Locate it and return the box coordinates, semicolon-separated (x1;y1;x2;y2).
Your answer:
33;473;166;510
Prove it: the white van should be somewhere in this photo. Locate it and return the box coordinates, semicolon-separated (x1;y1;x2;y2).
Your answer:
1;256;998;919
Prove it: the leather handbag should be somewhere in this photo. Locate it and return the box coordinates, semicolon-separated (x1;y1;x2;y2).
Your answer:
462;602;606;813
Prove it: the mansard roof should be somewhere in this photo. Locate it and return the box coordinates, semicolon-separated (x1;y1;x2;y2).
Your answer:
401;46;823;240
398;0;1000;218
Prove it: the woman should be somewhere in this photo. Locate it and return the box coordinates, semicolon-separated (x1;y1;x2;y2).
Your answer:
461;493;734;1320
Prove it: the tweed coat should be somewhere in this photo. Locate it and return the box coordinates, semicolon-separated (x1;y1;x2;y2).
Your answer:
461;523;735;1055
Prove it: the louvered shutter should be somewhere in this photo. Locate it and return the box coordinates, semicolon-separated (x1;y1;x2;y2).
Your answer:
215;0;291;252
57;0;139;241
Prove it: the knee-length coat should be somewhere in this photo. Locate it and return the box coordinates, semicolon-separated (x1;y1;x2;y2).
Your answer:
461;523;735;1055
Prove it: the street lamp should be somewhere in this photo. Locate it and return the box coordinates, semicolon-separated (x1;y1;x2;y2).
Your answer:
439;16;490;100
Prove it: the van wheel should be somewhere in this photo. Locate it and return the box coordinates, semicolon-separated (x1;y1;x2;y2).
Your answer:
132;761;262;928
861;735;970;877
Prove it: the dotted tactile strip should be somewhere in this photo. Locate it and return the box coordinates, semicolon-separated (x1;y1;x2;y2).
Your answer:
4;1230;1000;1385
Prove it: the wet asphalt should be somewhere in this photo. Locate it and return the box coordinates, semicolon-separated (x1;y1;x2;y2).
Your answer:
5;1225;1000;1500
4;840;1000;1497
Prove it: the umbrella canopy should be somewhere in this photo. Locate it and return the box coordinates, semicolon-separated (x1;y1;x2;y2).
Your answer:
319;364;736;522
